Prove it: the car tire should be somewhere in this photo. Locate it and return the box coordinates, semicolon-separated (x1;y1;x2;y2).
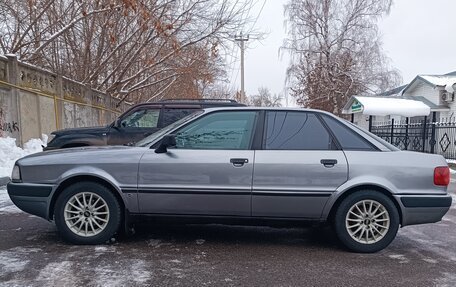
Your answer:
333;190;400;253
54;182;122;244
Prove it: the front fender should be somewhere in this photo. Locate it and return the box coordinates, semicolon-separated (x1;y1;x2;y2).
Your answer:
47;166;138;218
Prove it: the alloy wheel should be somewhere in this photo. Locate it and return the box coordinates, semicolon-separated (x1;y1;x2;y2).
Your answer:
63;192;110;237
345;199;390;244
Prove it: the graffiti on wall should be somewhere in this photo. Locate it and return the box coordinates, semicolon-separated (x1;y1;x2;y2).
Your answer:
0;107;19;135
1;121;20;133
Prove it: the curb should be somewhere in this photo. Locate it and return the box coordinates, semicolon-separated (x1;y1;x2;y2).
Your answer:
0;177;10;187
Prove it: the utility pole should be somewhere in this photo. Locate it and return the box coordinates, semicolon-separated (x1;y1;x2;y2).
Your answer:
234;32;249;103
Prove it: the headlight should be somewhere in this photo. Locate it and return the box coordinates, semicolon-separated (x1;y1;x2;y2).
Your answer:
11;165;21;182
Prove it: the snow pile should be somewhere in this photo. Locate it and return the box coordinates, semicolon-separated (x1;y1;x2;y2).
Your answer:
0;135;47;179
0;186;21;214
446;159;456;175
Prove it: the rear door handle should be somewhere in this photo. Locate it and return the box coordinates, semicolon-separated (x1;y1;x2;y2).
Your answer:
320;159;337;167
230;158;248;167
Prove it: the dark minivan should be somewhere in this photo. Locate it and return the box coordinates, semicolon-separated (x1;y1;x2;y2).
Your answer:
45;99;244;150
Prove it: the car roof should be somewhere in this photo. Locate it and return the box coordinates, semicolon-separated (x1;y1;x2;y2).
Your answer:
158;99;244;106
126;100;245;110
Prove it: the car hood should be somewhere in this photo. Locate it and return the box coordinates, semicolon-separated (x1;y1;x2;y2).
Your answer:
17;145;146;166
52;126;110;136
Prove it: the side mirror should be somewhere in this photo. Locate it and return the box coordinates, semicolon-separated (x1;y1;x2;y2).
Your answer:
154;134;176;153
113;118;121;129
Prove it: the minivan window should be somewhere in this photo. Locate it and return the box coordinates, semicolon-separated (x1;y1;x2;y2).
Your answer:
121;109;160;128
161;108;198;127
265;111;334;150
135;110;203;147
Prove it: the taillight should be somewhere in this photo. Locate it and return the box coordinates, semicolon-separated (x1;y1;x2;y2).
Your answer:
434;166;450;186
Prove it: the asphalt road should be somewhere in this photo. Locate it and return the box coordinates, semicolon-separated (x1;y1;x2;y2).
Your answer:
1;184;456;287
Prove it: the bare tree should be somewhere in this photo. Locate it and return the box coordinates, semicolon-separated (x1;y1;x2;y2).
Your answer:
249;87;283;107
283;0;401;115
0;0;255;103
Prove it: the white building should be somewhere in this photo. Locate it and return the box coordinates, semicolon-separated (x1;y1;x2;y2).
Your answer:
344;71;456;130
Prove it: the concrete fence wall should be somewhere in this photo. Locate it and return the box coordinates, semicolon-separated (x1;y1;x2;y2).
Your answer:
0;55;130;146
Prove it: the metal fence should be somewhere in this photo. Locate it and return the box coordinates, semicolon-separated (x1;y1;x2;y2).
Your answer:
370;118;456;159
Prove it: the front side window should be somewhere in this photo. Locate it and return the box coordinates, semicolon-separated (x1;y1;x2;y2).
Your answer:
265;111;334;150
121;109;160;128
174;111;257;149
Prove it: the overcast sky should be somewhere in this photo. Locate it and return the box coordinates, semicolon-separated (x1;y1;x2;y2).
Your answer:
226;0;456;106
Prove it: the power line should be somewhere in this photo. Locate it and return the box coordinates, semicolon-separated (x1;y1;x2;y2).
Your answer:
248;0;267;34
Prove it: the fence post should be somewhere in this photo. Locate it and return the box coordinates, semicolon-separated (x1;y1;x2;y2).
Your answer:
54;75;64;130
422;116;427;153
405;117;409;150
390;118;394;144
430;112;436;154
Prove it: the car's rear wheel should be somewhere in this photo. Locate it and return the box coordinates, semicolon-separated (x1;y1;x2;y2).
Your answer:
54;182;121;244
333;190;399;253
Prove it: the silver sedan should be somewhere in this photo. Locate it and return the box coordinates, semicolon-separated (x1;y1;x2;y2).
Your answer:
7;107;452;253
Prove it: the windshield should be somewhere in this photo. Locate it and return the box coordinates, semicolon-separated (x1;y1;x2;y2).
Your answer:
135;110;204;147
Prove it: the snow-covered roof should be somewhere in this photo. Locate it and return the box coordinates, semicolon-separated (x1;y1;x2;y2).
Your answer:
342;96;431;117
420;75;456;93
403;74;456;95
376;85;407;97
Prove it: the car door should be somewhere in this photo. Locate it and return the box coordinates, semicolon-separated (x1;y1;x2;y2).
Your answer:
252;111;348;218
137;110;258;216
108;106;161;145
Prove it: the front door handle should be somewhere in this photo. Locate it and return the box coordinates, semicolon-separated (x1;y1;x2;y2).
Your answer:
320;159;337;167
230;158;248;167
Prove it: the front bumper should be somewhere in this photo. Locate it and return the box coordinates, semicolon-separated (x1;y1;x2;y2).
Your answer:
397;194;452;226
7;182;53;219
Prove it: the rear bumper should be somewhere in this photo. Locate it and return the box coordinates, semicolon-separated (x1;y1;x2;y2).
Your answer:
7;182;53;220
397;194;452;226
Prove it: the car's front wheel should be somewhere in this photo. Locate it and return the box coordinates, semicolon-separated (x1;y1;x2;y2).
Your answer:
333;190;400;253
54;182;121;244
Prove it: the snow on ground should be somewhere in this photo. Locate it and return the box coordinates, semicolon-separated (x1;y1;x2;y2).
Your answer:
451;193;456;210
0;135;47;179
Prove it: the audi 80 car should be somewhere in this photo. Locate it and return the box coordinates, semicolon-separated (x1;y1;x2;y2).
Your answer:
7;107;452;253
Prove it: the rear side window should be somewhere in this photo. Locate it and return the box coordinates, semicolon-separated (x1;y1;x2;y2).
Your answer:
321;114;376;150
161;108;197;127
264;111;335;150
